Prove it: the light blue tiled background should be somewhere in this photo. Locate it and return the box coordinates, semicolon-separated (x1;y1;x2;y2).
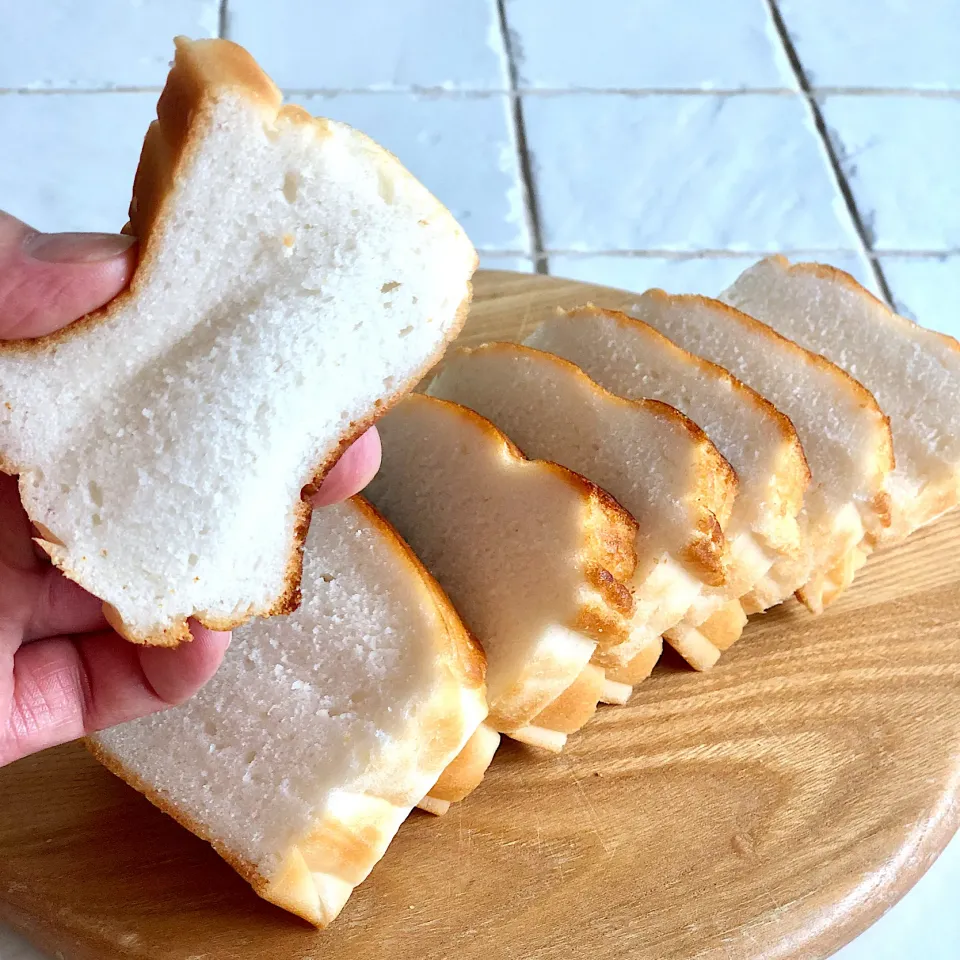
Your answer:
0;2;958;958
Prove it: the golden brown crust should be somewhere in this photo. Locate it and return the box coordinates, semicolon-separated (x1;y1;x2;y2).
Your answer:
445;341;738;584
622;292;894;608
697;600;748;652
529;663;606;735
0;38;477;647
423;721;501;805
581;486;642;598
758;257;957;540
415;396;641;658
662;623;721;672
568;302;812;474
563;303;811;567
644;290;897;481
606;635;664;685
680;511;728;588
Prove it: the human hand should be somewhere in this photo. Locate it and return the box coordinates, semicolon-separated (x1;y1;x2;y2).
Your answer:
0;212;381;766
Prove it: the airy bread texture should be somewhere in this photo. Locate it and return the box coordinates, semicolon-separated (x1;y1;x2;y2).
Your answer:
88;498;488;927
722;256;960;541
0;38;476;646
626;291;894;613
526;305;811;615
428;342;742;672
365;395;639;750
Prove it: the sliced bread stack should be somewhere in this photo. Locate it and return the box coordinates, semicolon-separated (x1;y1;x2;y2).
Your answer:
722;256;960;541
428;343;743;672
526;305;811;614
364;394;641;751
624;290;894;613
89;498;489;927
0;36;477;647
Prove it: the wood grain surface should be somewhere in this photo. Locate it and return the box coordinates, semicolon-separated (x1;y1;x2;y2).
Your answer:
1;271;959;960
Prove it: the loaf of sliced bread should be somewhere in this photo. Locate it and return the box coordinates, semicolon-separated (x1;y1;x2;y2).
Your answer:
0;37;476;646
428;342;741;672
88;497;488;927
526;305;811;614
364;394;639;750
625;291;894;613
723;256;960;541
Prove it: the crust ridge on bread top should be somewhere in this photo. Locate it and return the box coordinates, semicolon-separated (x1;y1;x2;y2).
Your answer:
525;304;811;614
622;291;893;614
722;255;960;542
428;341;746;671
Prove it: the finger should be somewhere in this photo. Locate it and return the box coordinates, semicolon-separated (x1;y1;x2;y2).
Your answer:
22;567;108;641
0;211;136;339
138;623;231;705
309;426;382;507
1;623;229;766
0;472;38;572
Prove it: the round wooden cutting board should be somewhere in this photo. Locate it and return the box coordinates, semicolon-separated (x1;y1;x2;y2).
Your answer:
1;271;959;960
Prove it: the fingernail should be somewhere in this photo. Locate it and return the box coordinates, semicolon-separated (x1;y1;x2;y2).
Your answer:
25;231;136;264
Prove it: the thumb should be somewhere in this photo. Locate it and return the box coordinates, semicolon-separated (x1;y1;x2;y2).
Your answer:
0;211;137;339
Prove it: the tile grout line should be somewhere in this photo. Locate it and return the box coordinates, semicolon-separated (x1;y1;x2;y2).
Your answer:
218;0;229;39
519;249;960;259
495;0;548;275
4;86;960;98
764;0;896;305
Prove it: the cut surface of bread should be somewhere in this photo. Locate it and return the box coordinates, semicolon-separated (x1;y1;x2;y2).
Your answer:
526;305;811;614
625;291;894;613
428;342;742;671
723;256;960;540
88;497;487;928
364;394;639;747
0;37;476;646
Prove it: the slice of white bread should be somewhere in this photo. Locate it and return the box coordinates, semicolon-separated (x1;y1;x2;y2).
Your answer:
364;394;640;750
722;256;960;541
526;305;811;615
0;37;476;647
88;497;488;927
625;291;894;613
428;342;742;673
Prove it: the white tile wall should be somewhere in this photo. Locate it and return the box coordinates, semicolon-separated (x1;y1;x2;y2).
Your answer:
479;254;536;272
0;92;159;232
778;0;960;90
229;0;508;90
879;256;960;340
0;0;218;89
821;96;960;252
523;93;860;252
1;4;958;959
504;0;796;91
548;254;762;296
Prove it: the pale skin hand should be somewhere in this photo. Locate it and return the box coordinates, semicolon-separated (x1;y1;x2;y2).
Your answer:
0;212;382;767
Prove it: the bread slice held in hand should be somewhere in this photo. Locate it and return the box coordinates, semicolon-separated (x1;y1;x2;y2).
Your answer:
625;291;894;613
0;37;476;646
428;342;742;673
364;394;639;751
526;305;811;614
88;497;488;928
722;256;960;541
